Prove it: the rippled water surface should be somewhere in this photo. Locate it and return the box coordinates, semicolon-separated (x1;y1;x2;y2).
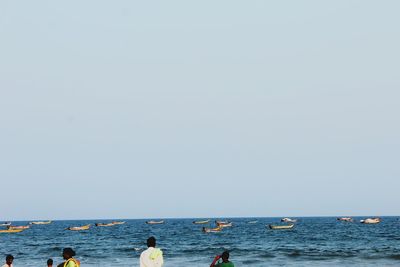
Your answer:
1;217;400;266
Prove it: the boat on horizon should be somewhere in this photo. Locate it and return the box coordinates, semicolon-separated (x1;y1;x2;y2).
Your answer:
216;222;233;228
67;224;91;231
193;219;210;224
337;217;353;222
360;218;381;224
146;220;165;225
0;222;11;226
268;224;295;230
281;218;297;223
215;220;230;225
247;220;258;224
111;221;126;225
95;222;115;227
30;220;52;225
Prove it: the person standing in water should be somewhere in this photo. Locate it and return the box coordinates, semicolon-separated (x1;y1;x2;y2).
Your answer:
2;255;14;267
210;251;234;267
140;236;164;267
47;259;53;267
57;248;80;267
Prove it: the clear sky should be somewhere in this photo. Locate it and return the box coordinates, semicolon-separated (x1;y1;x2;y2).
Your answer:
0;1;399;220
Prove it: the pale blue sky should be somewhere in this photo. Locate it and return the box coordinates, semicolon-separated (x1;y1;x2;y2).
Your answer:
1;1;399;220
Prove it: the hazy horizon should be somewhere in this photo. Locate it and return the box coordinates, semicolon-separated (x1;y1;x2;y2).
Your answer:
1;1;399;221
5;214;400;222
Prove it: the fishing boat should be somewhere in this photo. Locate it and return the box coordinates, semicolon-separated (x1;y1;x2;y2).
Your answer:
193;219;210;224
202;226;222;233
30;220;52;225
0;222;11;226
337;217;353;222
216;221;232;227
0;229;24;234
247;220;258;224
281;218;297;223
7;225;30;230
268;224;295;230
360;218;381;224
67;224;91;231
146;220;164;225
215;220;229;225
95;222;115;227
111;221;126;225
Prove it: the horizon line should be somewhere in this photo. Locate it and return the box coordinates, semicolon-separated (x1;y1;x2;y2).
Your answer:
2;214;399;222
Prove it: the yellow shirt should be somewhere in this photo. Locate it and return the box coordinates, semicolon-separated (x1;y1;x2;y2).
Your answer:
64;258;79;267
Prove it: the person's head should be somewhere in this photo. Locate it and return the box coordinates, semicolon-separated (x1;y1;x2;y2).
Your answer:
5;255;14;265
47;258;53;266
147;236;156;248
221;251;230;262
62;248;76;260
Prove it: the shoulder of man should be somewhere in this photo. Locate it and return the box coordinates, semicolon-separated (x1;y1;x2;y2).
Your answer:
150;248;163;260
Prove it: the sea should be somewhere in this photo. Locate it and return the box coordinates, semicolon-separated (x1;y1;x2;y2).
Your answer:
1;217;400;266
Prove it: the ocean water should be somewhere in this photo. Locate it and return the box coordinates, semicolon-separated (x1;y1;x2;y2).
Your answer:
1;217;400;266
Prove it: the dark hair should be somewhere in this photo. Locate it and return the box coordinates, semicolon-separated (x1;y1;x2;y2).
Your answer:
63;248;76;257
221;251;229;260
47;258;53;265
147;236;156;247
6;255;14;261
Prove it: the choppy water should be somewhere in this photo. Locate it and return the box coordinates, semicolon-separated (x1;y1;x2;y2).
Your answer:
1;217;400;266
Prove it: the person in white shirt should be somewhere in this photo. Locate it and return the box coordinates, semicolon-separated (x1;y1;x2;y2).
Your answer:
140;236;164;267
2;254;13;267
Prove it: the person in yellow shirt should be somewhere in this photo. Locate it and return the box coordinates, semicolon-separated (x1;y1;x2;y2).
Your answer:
140;236;164;267
57;248;80;267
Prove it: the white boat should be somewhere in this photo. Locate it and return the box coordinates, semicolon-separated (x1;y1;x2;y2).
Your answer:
216;221;232;227
111;221;126;225
146;220;164;225
193;219;210;224
360;218;381;224
281;218;297;223
0;222;11;226
337;217;353;222
30;220;52;225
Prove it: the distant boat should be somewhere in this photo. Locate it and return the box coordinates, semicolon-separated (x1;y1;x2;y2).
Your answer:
30;220;52;225
215;220;229;225
67;224;91;231
202;226;222;233
281;218;297;223
193;219;210;224
0;222;11;226
0;229;24;234
337;217;353;222
268;224;295;230
95;222;115;227
247;220;258;224
7;225;30;230
217;222;233;228
146;220;164;225
111;221;126;225
360;218;381;224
